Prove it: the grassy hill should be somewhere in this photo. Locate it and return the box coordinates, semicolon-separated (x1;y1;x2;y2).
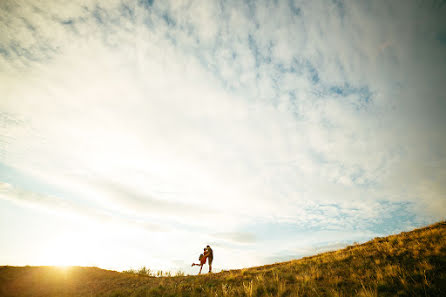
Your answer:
1;221;445;297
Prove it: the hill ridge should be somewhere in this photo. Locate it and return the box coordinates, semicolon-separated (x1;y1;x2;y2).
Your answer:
1;221;445;296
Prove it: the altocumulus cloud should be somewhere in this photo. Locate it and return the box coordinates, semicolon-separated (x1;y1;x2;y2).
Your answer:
0;0;445;271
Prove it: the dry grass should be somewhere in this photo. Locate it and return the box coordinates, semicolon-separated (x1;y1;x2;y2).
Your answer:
1;221;445;296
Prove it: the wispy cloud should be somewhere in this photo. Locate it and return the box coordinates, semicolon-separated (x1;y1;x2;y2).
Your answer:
0;182;167;232
1;0;445;271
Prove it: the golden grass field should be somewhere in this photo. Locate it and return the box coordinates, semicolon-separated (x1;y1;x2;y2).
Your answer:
1;221;445;297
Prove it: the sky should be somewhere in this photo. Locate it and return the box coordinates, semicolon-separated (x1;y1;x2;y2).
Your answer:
0;0;445;274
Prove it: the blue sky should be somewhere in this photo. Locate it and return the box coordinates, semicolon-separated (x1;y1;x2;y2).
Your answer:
1;0;445;273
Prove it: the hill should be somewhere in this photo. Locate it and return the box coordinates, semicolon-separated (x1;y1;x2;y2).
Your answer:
1;221;445;296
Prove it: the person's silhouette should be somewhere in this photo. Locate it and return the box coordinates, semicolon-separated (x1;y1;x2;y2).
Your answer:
205;245;213;273
191;248;207;274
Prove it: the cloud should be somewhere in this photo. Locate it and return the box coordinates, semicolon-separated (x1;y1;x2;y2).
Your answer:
83;178;219;219
0;182;167;232
0;0;445;270
213;232;257;244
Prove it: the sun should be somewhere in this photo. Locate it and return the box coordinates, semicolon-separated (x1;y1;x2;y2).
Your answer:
41;236;88;267
54;265;72;272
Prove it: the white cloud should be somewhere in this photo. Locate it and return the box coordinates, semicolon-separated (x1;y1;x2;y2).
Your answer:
0;0;445;270
0;181;167;232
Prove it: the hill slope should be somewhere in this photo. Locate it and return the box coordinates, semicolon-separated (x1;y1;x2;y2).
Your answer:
1;221;445;297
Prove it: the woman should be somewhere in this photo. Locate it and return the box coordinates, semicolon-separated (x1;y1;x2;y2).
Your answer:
191;248;208;275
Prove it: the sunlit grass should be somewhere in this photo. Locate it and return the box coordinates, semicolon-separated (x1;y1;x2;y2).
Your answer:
1;221;445;296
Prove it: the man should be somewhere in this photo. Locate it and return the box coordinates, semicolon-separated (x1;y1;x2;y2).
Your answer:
205;245;213;273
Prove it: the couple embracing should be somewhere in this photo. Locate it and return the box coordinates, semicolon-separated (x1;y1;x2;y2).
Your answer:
191;245;213;274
